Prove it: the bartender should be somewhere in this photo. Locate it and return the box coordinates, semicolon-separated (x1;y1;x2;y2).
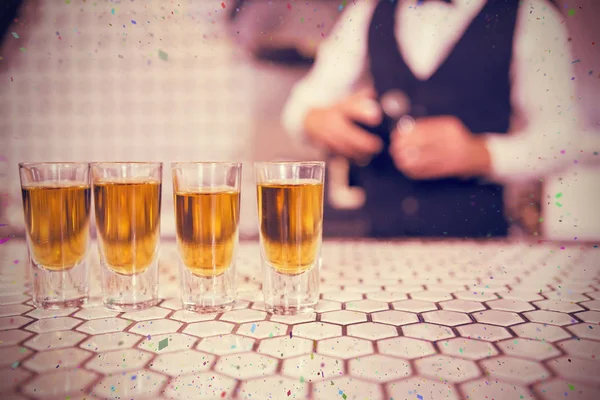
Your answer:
282;0;581;238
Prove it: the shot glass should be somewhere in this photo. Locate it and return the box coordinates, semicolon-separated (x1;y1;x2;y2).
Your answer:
255;161;325;315
172;162;241;312
19;162;91;309
91;162;162;310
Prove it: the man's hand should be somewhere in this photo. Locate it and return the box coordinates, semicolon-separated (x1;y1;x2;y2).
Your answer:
390;115;491;180
304;88;384;164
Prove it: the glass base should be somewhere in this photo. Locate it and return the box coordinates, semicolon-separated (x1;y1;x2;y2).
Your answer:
262;258;320;316
179;260;236;313
31;257;89;309
183;302;234;313
101;258;158;311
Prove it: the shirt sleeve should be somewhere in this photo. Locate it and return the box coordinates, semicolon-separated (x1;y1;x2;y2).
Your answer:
281;1;377;142
484;0;598;182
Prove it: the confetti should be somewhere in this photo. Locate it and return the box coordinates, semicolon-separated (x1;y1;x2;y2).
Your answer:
11;32;19;39
571;59;580;64
158;338;169;350
417;395;424;400
111;8;115;14
0;238;12;244
568;384;575;391
158;50;168;61
250;323;256;333
19;47;26;53
131;20;137;24
556;202;563;207
568;9;575;16
287;390;291;396
555;192;563;198
221;2;226;8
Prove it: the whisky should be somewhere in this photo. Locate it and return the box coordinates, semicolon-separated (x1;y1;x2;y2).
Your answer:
22;183;91;270
175;188;240;277
257;180;323;275
93;179;161;275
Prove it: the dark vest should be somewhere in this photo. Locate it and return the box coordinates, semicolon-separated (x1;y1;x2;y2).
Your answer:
351;0;520;238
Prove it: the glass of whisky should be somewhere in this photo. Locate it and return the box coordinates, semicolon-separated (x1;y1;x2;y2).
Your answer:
172;162;241;312
255;161;325;315
19;162;92;309
91;162;163;311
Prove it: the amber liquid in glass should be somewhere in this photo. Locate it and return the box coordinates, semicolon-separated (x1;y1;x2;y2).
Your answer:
93;180;161;275
22;183;91;270
257;180;323;275
175;188;240;277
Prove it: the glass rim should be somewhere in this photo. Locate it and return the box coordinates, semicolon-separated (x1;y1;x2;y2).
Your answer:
254;161;325;168
171;161;242;168
90;162;163;167
19;162;90;168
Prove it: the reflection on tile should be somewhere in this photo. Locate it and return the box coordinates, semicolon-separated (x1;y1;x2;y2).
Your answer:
80;332;141;353
138;332;196;353
22;369;97;398
23;347;92;372
457;323;512;342
497;338;560;361
0;346;32;368
473;310;524;326
557;339;600;361
387;377;460;400
150;349;215;375
293;322;341;341
422;310;471;326
321;310;367;325
25;330;86;351
258;336;313;359
481;356;550;384
438;338;498;360
546;356;600;386
239;375;308;400
567;323;600;341
534;300;584;313
282;353;344;382
25;316;82;333
220;309;267;324
0;316;33;330
0;329;33;347
462;379;533;400
130;319;183;336
512;323;571;342
392;300;437;313
416;355;480;383
183;321;234;338
534;379;600;400
159;298;183;310
169;310;218;323
197;334;255;355
77;317;132;334
314;300;343;313
439;299;485;313
164;372;236;399
371;310;418;326
314;376;383;400
378;336;436;359
322;292;363;303
486;298;535;312
318;337;374;359
73;307;120;320
0;294;29;305
237;321;287;339
121;307;170;321
402;323;455;341
347;322;397;340
92;369;168;399
269;313;317;325
349;354;410;382
215;353;278;379
365;291;408;302
0;367;31;393
86;349;153;373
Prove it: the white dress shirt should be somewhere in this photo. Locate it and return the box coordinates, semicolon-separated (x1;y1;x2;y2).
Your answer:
282;0;599;182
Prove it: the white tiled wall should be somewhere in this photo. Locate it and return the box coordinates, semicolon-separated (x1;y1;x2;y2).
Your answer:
1;0;256;237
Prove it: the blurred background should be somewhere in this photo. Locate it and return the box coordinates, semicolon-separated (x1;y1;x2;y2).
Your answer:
0;0;599;241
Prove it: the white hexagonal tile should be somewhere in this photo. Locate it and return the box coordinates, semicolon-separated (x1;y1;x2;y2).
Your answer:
345;300;388;313
215;353;278;379
196;334;255;355
462;379;532;400
0;329;33;347
486;299;536;312
473;310;524;326
546;356;600;386
410;291;453;302
183;321;234;338
422;310;472;326
371;310;419;326
22;369;97;398
512;323;571;342
439;299;485;313
581;300;600;311
524;310;576;326
292;322;341;341
322;292;363;303
269;313;317;325
129;319;183;336
314;300;343;313
497;291;544;302
22;347;93;372
26;307;78;320
77;317;132;334
0;366;31;393
347;322;397;340
121;307;170;321
534;300;584;313
320;310;367;325
317;337;373;360
80;332;142;352
392;300;437;313
239;375;308;400
25;330;86;351
0;346;33;368
258;336;313;359
575;311;600;324
282;353;343;382
0;304;33;318
349;354;410;382
149;349;215;375
92;369;168;399
313;377;383;400
164;372;236;399
416;354;481;383
138;332;196;353
86;349;154;373
220;309;267;324
402;323;455;341
25;316;82;333
567;323;600;341
73;307;120;320
0;316;33;330
557;339;600;361
0;294;29;305
534;379;600;400
366;291;408;302
438;338;498;360
378;336;436;359
481;356;551;384
237;321;287;339
497;338;561;361
387;377;460;400
169;310;219;323
457;323;512;342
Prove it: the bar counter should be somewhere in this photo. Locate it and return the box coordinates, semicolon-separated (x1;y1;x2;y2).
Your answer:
0;239;598;400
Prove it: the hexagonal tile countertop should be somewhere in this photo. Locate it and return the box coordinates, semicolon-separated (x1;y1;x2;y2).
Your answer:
1;239;599;400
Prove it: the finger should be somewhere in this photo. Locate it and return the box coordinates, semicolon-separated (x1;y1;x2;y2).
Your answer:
339;118;384;156
339;96;383;127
